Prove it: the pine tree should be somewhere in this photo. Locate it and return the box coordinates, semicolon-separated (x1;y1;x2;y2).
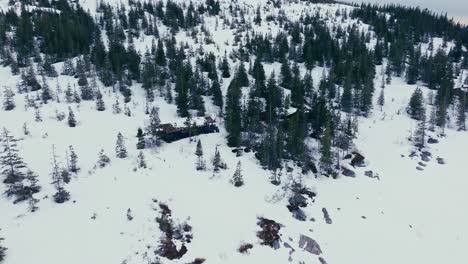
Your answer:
225;78;242;147
407;87;425;120
136;128;146;149
377;88;385;111
95;89;106;111
146;106;161;146
97;149;111;168
221;53;230;78
112;98;122;114
115;132;128;158
195;139;206;170
0;234;6;262
155;39;166;67
40;75;52;104
254;6;262;25
24;169;41;212
2;87;15;111
136;151;147;169
50;146;70;204
67;107;77;127
34;106;42;122
456;93;466;131
0;129;26;186
68;146;79;173
319;122;333;176
341;81;353;113
212;147;225;173
232;161;244;187
413;107;426;148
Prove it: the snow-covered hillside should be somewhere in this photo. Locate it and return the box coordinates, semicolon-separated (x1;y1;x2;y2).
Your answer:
0;0;468;264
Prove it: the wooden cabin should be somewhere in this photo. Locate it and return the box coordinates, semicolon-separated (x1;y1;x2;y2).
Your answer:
158;117;219;143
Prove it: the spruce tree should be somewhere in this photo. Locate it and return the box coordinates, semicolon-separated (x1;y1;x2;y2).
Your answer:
221;53;230;78
456;93;466;131
195;139;206;170
136;151;147;169
95;89;106;111
377;88;385;111
136;128;146;149
2;87;15;111
413;109;426;149
50;146;70;204
225;78;242;147
0;234;6;262
115;132;128;158
146;106;161;146
319;122;333;176
407;87;425;120
67;107;77;127
232;161;244;187
97;149;111;168
68;146;79;173
155;39;166;67
1;128;26;186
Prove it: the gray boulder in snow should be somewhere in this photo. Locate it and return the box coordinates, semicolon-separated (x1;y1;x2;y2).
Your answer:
298;235;322;255
342;167;356;177
322;208;332;224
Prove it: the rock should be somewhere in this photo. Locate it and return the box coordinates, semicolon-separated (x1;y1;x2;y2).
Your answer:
437;157;445;164
192;258;206;264
298;235;322;255
350;152;365;167
257;218;282;249
319;257;328;264
416;166;424;171
322;208;332;224
238;243;253;254
421;151;432;162
364;170;373;177
341;167;356;177
427;137;439;144
291;209;307;221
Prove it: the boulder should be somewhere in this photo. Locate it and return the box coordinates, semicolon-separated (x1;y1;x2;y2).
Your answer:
238;243;253;254
322;208;332;224
350;152;365;167
257;218;282;249
342;167;356;177
298;235;322;255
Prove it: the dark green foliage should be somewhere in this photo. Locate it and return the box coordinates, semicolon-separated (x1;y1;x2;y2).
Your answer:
407;87;425;120
225;77;243;147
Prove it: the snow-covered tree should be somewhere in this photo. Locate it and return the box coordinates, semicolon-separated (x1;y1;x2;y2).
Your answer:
115;132;128;158
232;161;244;187
456;93;466;131
97;149;111;168
68;146;79;173
2;87;15;111
136;151;147;169
146;106;161;145
0;234;6;262
195;139;206;170
67;107;77;127
136;128;146;149
413;108;426;148
50;146;70;204
95;89;105;111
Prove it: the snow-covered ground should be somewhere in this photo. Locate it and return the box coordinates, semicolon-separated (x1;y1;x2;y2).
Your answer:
0;1;467;264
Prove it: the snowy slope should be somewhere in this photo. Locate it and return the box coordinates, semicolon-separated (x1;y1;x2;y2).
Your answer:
0;1;468;264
